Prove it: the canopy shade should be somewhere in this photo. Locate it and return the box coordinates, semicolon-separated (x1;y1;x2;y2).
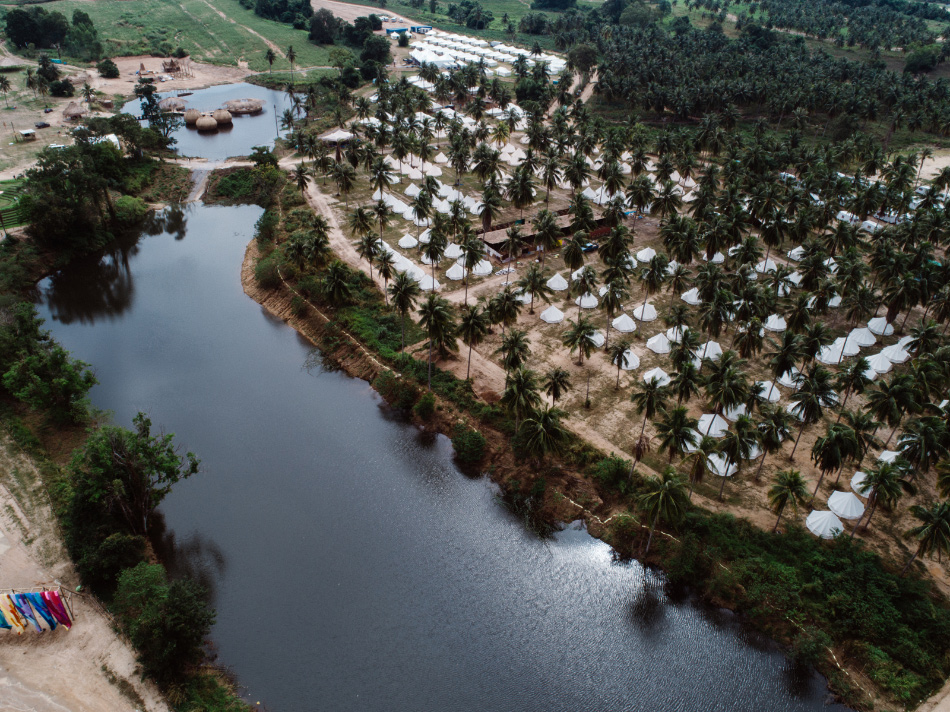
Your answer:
620;349;640;370
756;380;781;403
667;326;687;343
681;288;702;306
546;273;569;291
636;247;657;263
696;341;723;361
540;305;564;324
849;327;876;347
398;235;418;249
633;304;658;322
806;510;844;539
777;367;802;389
445;263;467;281
699;413;729;437
764;314;787;332
642;367;671;386
575;293;598;309
867;317;895;336
612;313;637;333
646;333;670;354
707;453;737;477
828;490;865;520
851;471;871;498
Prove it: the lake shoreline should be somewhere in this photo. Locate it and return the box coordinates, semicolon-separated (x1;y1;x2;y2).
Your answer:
238;234;887;712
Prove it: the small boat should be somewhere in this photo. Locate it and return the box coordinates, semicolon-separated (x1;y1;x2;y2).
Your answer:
177;91;193;97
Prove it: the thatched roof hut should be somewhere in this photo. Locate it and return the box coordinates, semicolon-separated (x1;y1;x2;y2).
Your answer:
184;109;201;125
63;101;86;121
212;109;233;125
223;98;265;115
195;115;218;131
158;97;186;112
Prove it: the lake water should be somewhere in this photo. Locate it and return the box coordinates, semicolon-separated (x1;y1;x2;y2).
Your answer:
34;203;850;711
121;82;291;160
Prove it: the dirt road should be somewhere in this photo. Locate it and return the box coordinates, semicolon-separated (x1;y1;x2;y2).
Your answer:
310;0;415;25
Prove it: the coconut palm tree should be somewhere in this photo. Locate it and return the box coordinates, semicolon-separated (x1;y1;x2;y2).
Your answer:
630;377;670;469
388;272;421;351
501;226;527;283
492;284;523;335
286;45;297;83
835;356;873;419
902;501;950;576
656;406;699;463
789;365;838;460
809;423;860;503
856;461;915;534
767;331;805;386
375;251;396;303
562;316;597;366
516;264;552;315
543;367;572;405
418;293;457;390
520;405;570;462
265;48;276;73
755;405;792;481
717;415;759;500
683;435;716;499
321;260;353;306
607;339;633;389
637;254;669;318
865;374;921;447
497;328;531;378
330;161;357;206
562;231;588;273
898;416;949;476
670;361;701;405
768;469;809;533
370;157;396;197
638;467;689;555
532;209;561;266
501;366;542;429
458;304;490;380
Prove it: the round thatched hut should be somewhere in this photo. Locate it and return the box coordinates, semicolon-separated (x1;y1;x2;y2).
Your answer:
63;101;86;121
158;97;186;112
222;98;265;115
195;115;218;132
212;109;233;125
184;109;201;125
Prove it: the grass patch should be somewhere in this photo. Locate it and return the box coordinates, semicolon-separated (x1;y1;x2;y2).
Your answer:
39;0;334;71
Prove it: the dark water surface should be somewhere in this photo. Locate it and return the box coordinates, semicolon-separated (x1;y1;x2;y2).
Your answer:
121;83;290;160
34;204;850;712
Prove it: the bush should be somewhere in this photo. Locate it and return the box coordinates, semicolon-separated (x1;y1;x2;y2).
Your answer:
590;455;632;493
373;370;419;410
254;255;281;289
792;626;833;667
413;390;435;419
255;210;279;241
113;195;148;225
452;424;487;466
97;58;119;78
290;295;307;317
114;563;215;685
49;79;75;97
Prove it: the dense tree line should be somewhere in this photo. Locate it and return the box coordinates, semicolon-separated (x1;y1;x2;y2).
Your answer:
597;22;950;133
688;0;947;51
241;0;313;29
3;8;103;61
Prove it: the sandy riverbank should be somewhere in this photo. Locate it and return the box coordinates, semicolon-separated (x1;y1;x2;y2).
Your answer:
0;433;169;712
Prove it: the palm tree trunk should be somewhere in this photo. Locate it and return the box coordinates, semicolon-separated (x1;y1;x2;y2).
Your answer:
401;315;406;351
901;547;921;576
427;338;433;390
833;463;845;487
644;510;660;555
861;493;880;532
630;415;648;475
718;469;728;500
754;451;768;482
773;507;784;533
884;423;900;448
808;470;827;506
466;342;473;380
790;420;807;460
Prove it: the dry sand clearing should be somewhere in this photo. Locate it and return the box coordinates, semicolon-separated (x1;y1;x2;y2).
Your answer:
0;435;169;712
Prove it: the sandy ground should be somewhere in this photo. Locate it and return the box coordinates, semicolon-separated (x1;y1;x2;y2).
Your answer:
310;0;415;26
0;434;169;712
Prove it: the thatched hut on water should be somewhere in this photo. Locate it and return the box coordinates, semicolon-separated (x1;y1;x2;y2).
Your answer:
158;97;186;112
222;98;265;115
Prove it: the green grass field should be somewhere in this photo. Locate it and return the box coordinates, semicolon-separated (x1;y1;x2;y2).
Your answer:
41;0;333;72
0;180;26;229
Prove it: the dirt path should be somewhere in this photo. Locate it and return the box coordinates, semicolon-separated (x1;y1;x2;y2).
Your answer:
196;0;286;59
0;434;169;712
577;70;598;104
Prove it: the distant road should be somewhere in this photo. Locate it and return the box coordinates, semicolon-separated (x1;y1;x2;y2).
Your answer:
310;0;419;26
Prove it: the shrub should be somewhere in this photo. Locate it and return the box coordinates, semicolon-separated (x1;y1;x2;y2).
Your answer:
792;626;832;667
373;370;420;410
254;255;281;289
590;455;632;493
114;195;148;225
97;58;119;78
255;209;279;241
414;391;435;419
50;79;75;97
452;424;487;466
290;295;307;317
